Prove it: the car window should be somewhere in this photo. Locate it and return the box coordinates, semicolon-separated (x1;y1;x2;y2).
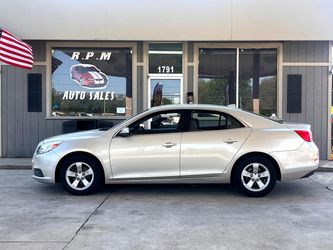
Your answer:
128;111;183;135
190;111;244;131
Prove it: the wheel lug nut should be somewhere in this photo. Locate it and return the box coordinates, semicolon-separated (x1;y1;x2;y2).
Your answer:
256;179;259;182
251;178;255;181
250;174;253;177
258;174;261;177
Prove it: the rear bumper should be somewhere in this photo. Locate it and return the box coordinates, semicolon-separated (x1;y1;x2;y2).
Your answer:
271;142;319;181
301;170;316;179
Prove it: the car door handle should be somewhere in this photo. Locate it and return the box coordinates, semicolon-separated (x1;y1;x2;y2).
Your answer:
162;142;177;148
223;139;238;144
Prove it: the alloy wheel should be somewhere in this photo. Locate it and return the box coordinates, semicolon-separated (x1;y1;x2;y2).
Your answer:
65;162;94;191
241;163;271;192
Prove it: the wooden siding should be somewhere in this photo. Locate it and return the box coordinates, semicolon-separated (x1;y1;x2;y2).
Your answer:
2;66;60;157
282;66;328;159
283;41;329;62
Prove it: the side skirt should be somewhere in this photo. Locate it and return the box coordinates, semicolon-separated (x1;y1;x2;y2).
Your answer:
106;174;230;184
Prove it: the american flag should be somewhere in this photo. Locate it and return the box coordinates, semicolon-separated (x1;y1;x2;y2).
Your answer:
0;28;33;70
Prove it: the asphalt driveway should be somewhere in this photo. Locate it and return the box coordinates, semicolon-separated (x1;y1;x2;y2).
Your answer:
0;170;333;250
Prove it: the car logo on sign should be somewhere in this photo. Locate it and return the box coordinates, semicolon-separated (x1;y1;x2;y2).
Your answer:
70;64;109;89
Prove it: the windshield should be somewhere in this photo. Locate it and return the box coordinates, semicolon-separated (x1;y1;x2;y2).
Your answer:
77;67;97;73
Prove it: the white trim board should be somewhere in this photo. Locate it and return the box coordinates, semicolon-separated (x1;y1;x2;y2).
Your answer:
282;62;331;67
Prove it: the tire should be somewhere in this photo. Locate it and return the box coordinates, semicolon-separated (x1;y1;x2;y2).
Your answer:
59;155;102;195
233;156;277;197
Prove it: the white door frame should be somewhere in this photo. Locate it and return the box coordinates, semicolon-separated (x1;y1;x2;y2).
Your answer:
148;74;183;108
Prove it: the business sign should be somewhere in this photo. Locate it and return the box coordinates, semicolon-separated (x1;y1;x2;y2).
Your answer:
51;48;132;116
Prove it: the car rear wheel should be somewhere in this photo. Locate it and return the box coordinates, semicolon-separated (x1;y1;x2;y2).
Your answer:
234;156;277;197
59;155;102;195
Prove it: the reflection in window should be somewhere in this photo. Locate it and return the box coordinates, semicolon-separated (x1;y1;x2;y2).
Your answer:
198;48;278;117
150;79;181;107
129;112;181;134
198;49;236;105
191;111;243;130
51;48;132;117
239;49;277;116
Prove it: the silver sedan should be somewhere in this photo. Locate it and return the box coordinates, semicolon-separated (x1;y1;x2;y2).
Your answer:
32;104;319;197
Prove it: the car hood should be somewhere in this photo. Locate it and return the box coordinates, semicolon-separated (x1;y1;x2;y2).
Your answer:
42;129;107;143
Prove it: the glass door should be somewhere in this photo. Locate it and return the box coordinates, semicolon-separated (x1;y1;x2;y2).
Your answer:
148;77;183;108
148;43;183;108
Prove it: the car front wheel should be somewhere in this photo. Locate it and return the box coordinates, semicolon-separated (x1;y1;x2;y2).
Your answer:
234;156;277;197
59;155;102;195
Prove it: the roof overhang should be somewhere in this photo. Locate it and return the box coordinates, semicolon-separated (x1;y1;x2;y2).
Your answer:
1;0;333;41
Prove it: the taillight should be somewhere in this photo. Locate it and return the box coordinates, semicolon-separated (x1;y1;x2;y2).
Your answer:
295;130;312;142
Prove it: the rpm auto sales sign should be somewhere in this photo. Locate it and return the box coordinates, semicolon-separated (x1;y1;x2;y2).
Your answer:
62;51;115;101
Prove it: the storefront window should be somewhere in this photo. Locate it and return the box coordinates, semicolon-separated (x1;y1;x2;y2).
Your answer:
239;49;277;116
198;49;236;105
198;47;277;116
51;47;132;117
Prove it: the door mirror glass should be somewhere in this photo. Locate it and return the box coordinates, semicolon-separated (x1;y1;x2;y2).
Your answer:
119;127;130;137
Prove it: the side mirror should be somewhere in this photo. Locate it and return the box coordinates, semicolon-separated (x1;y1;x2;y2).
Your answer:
119;127;130;137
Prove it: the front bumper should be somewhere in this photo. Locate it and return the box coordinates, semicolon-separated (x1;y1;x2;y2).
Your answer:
32;151;61;184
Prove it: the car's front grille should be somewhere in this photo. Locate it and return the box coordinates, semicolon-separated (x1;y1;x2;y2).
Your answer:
34;168;44;177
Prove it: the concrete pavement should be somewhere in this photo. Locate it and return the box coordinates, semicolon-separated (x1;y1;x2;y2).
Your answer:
0;169;332;249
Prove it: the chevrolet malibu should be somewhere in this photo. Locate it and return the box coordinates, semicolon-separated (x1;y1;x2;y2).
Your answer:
32;105;319;197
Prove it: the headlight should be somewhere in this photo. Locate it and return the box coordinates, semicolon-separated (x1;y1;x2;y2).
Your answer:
36;141;62;154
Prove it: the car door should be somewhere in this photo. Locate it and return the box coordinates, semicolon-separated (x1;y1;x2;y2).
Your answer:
109;110;185;179
180;110;252;176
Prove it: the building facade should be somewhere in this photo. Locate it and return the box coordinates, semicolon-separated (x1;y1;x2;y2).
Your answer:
0;0;333;159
